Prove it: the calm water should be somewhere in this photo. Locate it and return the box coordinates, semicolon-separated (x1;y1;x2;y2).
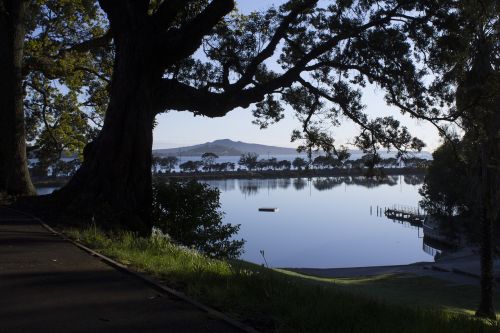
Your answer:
203;175;433;268
36;174;435;268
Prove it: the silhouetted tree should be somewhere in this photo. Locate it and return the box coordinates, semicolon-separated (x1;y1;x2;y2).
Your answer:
292;157;308;170
158;156;178;172
44;0;436;234
238;152;258;171
414;0;499;317
201;152;218;172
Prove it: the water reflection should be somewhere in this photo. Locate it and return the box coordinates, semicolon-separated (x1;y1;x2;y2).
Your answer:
203;176;430;267
404;174;425;185
313;177;343;191
293;178;307;190
383;206;468;262
204;175;419;196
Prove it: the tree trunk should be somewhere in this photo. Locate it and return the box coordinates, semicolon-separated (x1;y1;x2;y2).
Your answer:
476;87;500;319
475;146;496;319
55;30;158;235
0;0;36;196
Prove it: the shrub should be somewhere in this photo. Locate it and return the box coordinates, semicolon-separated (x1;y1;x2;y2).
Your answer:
152;179;244;258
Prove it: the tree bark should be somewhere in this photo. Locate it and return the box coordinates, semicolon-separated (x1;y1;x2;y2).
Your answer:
55;27;158;234
475;145;496;319
0;0;36;196
476;86;500;319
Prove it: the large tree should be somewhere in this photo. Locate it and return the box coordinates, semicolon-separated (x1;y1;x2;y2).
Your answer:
415;0;499;318
53;0;443;234
0;0;34;196
23;1;112;175
0;0;111;196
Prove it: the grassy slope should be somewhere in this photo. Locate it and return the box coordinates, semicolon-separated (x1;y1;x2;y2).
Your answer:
65;226;499;333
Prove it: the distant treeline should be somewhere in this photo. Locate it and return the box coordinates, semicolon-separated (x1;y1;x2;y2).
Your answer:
152;152;430;174
29;152;430;179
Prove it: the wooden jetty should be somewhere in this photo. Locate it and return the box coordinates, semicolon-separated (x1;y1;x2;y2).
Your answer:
384;205;425;226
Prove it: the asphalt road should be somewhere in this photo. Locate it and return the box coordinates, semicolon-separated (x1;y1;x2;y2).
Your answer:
0;207;243;333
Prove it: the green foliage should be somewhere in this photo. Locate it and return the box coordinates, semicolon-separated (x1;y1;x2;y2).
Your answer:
151;179;244;259
419;140;470;217
23;0;111;167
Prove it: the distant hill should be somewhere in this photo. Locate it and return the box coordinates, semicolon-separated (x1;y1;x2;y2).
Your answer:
153;139;299;156
153;138;433;159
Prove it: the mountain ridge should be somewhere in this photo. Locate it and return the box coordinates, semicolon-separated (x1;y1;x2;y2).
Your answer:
153;139;433;159
153;139;299;156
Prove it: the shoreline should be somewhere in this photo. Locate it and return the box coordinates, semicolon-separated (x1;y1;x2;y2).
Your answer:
156;167;426;180
284;251;500;286
33;167;426;188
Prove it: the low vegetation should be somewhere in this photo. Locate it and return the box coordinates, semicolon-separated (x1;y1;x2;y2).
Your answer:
65;226;499;333
152;180;244;258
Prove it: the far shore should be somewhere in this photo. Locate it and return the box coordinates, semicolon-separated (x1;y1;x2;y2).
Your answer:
155;166;426;180
33;167;426;188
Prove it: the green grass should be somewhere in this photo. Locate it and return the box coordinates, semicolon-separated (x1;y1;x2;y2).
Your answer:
280;270;500;317
65;226;500;333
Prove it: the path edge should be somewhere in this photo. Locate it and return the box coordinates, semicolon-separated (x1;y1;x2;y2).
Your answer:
8;207;260;333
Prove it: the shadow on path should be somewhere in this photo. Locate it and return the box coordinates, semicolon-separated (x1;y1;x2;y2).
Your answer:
0;207;242;333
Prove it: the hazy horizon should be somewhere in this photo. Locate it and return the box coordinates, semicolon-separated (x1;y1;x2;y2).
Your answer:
152;137;435;154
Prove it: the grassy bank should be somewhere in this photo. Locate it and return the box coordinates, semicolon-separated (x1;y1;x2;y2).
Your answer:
65;226;499;333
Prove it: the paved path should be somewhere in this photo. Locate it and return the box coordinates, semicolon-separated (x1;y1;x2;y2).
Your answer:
0;207;243;333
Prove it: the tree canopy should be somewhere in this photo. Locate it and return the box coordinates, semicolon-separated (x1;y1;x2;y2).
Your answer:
24;0;112;168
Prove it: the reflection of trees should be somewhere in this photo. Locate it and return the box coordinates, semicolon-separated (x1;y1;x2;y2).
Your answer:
207;174;423;195
313;177;343;191
277;178;291;189
347;175;399;188
238;179;267;196
267;179;278;190
239;184;259;196
203;179;237;191
404;174;424;185
293;178;307;191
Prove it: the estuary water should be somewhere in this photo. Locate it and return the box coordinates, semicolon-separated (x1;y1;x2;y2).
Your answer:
37;174;435;268
202;175;434;268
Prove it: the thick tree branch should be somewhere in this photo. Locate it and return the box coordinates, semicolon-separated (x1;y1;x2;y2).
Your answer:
98;0;149;30
153;2;412;118
154;73;298;117
157;0;234;68
152;0;196;31
58;30;112;57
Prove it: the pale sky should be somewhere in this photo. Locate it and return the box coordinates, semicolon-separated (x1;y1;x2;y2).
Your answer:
153;1;442;152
